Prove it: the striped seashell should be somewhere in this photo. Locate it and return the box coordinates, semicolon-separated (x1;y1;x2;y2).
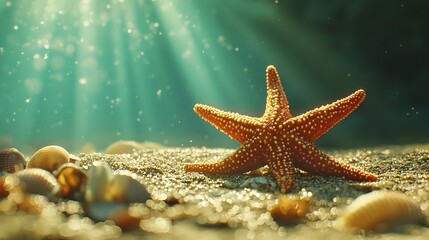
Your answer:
27;145;70;172
13;168;60;200
335;191;427;232
53;163;88;199
0;148;26;173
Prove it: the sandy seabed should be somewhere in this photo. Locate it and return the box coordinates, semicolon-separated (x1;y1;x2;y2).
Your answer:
1;144;429;239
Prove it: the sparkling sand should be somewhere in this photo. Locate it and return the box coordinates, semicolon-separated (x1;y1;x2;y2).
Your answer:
1;144;429;239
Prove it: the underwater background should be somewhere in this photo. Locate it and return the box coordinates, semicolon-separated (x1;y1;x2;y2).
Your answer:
0;0;428;153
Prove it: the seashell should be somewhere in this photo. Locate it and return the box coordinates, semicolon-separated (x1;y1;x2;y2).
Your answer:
104;140;163;154
84;162;150;206
85;161;114;203
54;163;88;200
335;191;427;232
269;195;310;225
0;148;26;173
105;170;150;204
27;145;70;172
104;140;143;154
9;168;60;200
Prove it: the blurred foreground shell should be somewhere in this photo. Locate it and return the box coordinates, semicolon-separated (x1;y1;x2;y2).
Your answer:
54;163;88;199
85;161;114;203
85;162;150;204
335;191;427;232
0;148;26;173
83;162;150;229
27;145;70;172
269;195;310;224
106;171;150;204
2;168;60;200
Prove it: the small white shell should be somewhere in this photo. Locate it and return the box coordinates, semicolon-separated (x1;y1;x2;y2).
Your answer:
335;191;427;232
85;161;114;203
27;145;70;172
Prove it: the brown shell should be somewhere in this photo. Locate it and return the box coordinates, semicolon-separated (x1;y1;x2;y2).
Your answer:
27;145;70;172
54;163;88;199
335;191;427;232
0;148;26;173
269;195;310;225
14;168;60;200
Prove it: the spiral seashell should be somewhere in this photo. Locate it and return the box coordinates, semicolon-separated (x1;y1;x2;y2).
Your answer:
85;161;114;203
0;148;26;173
105;170;150;204
8;168;60;200
335;191;427;232
27;145;70;172
54;163;88;199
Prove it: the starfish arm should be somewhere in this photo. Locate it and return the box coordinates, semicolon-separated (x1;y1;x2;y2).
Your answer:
291;89;366;142
292;139;377;181
194;104;263;143
266;150;295;193
263;65;292;121
184;136;267;174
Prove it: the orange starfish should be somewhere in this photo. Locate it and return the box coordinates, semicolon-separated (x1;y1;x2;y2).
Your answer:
185;65;377;193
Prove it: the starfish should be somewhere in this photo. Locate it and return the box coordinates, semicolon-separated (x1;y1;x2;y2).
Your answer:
185;65;377;193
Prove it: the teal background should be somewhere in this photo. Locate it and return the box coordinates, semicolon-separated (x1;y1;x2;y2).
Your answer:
0;0;428;153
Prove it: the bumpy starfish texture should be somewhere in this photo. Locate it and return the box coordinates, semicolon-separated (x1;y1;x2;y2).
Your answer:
185;65;377;193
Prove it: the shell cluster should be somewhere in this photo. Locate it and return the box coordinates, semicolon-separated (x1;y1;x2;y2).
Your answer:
335;191;427;232
0;145;82;200
0;145;150;228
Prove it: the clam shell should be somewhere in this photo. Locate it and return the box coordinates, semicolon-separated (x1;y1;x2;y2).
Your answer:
54;163;88;199
13;168;60;200
335;191;427;232
106;171;150;204
85;161;114;203
0;148;26;173
27;145;70;172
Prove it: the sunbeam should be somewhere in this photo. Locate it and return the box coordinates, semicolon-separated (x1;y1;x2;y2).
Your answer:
1;0;426;153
